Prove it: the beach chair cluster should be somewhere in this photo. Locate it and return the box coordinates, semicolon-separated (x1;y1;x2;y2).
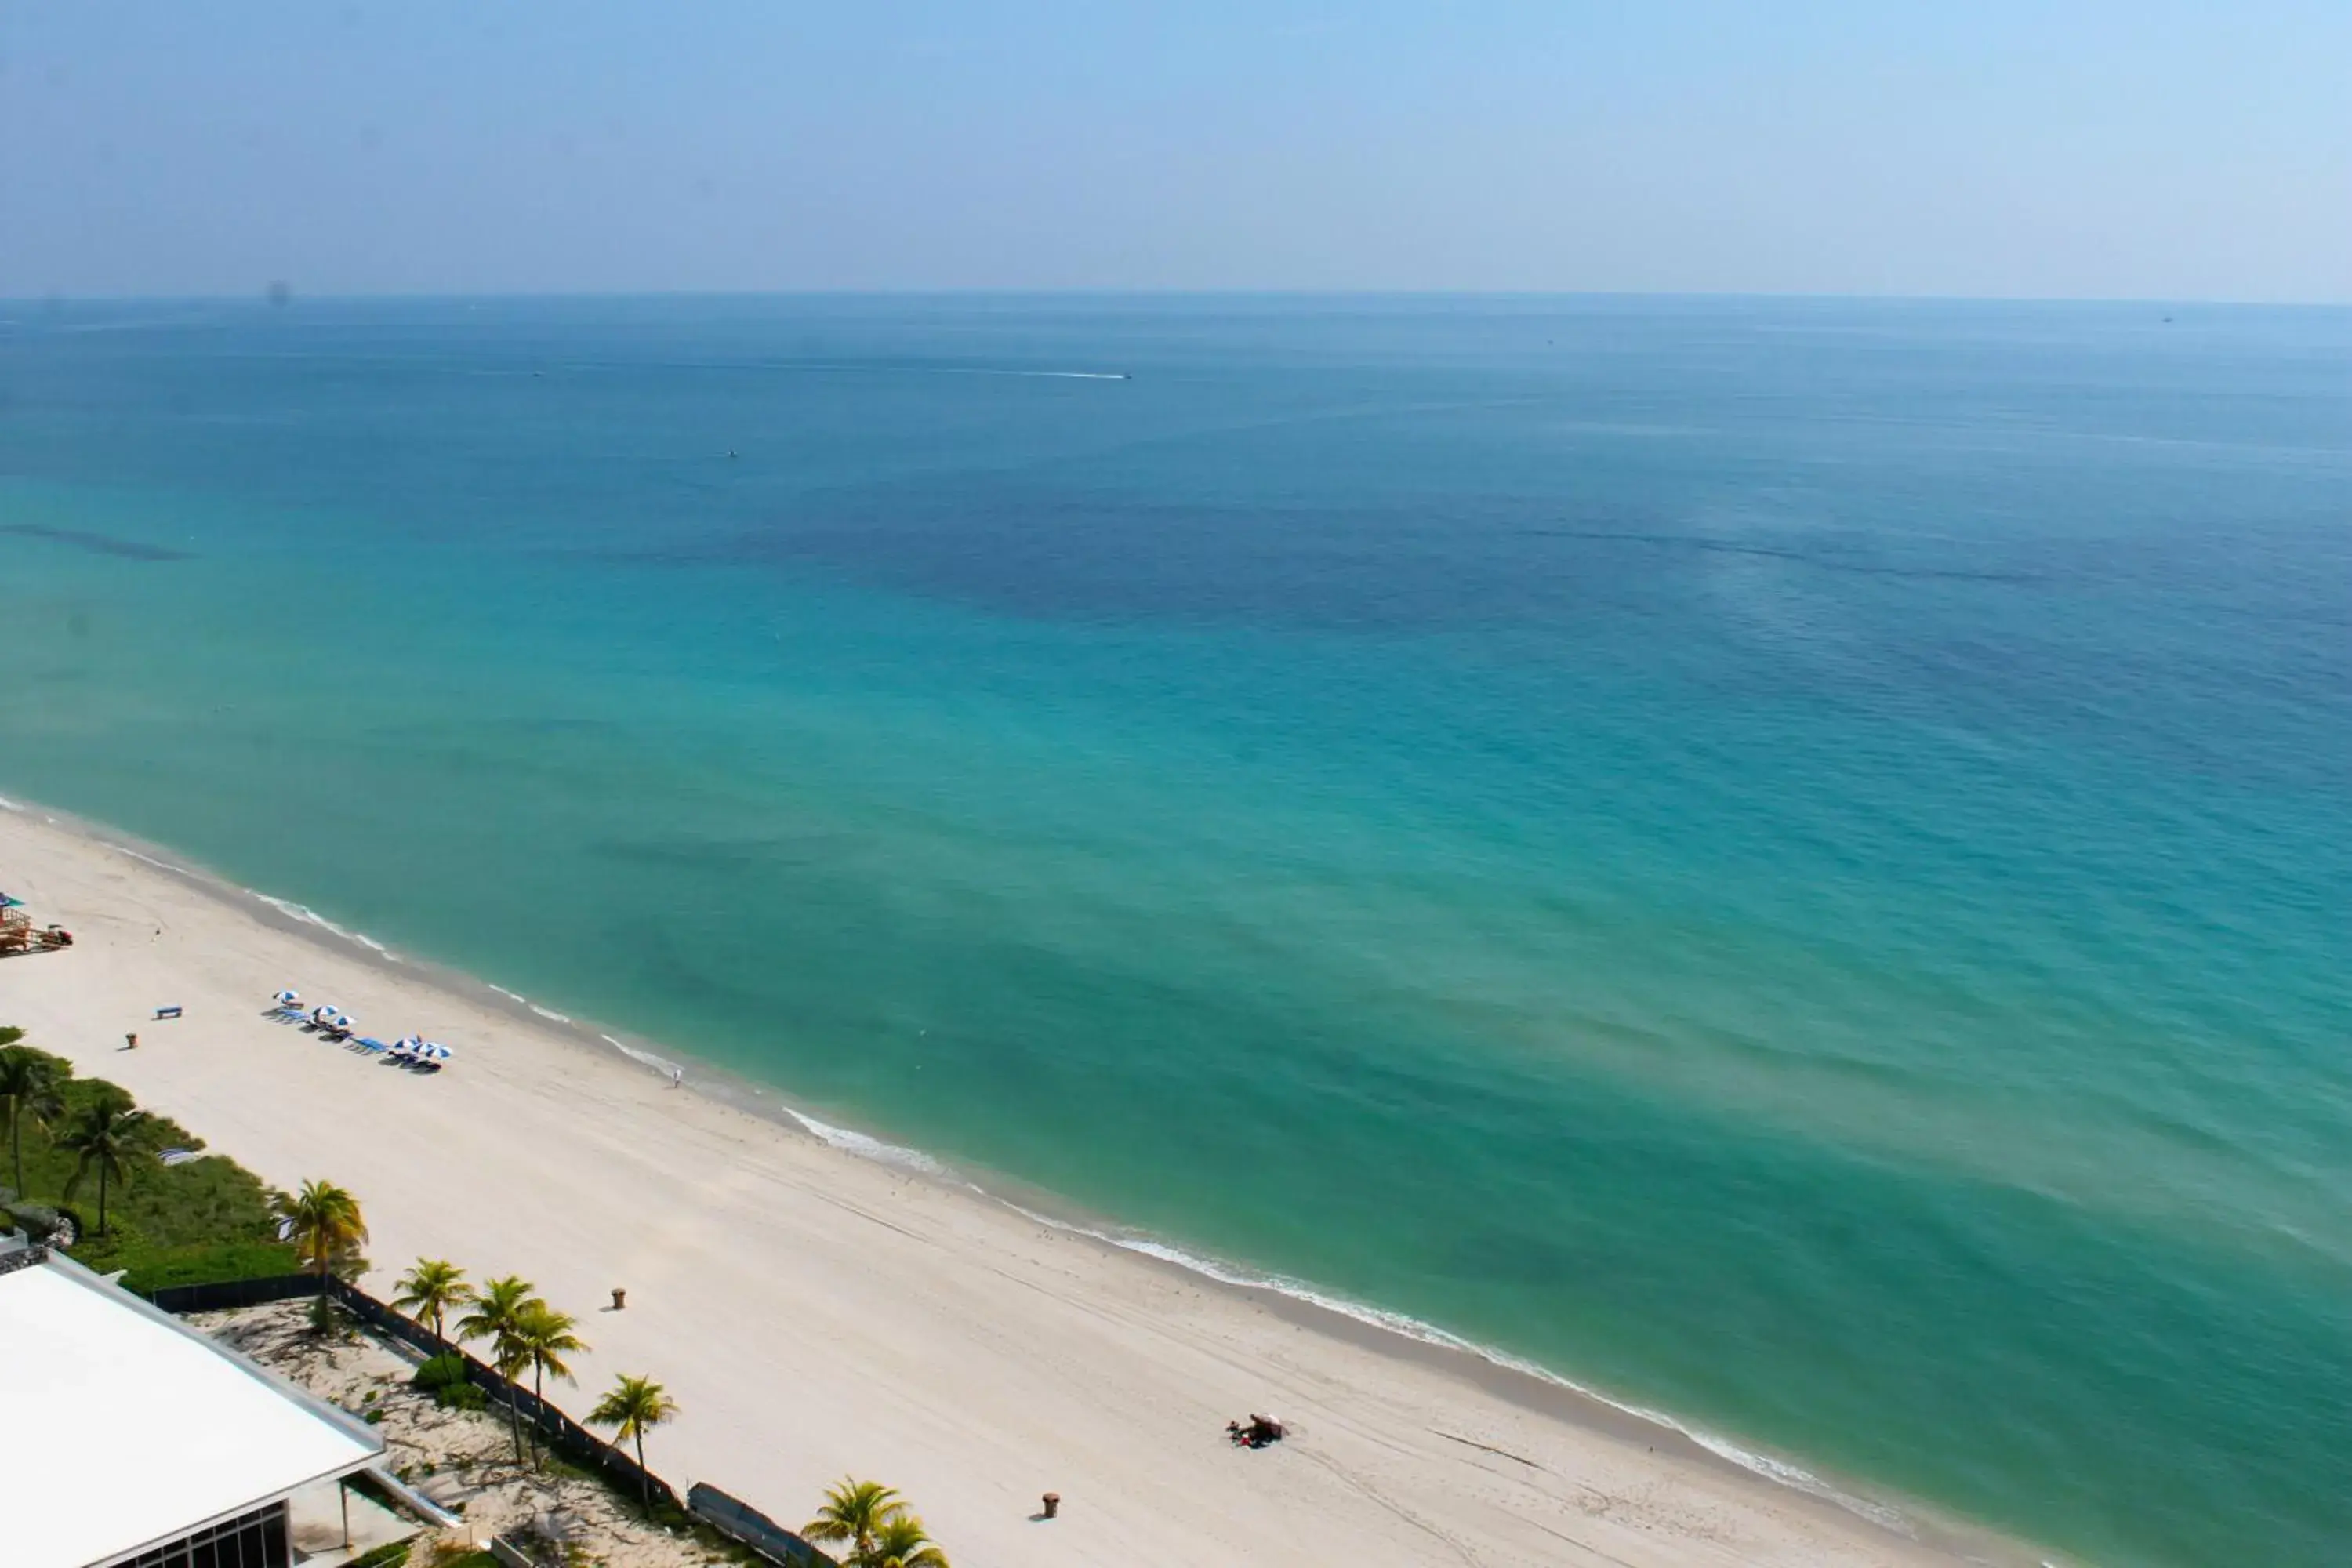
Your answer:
263;989;456;1073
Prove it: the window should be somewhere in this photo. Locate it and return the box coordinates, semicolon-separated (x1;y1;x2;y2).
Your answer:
114;1500;289;1568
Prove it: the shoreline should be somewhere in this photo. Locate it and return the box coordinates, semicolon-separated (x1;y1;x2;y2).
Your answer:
0;791;2055;1568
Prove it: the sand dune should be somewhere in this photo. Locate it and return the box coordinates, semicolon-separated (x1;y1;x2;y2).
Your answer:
0;804;2036;1567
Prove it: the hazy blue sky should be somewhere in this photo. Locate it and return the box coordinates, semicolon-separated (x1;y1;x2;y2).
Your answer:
5;2;2346;299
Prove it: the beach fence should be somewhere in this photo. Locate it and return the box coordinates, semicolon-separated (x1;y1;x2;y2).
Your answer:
139;1273;687;1519
143;1272;318;1314
686;1483;839;1567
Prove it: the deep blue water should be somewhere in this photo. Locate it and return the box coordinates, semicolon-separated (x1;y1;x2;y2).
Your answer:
2;296;2348;1566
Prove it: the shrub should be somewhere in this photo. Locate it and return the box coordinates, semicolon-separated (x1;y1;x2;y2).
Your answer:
68;1217;147;1268
413;1352;470;1392
348;1541;414;1568
436;1381;488;1412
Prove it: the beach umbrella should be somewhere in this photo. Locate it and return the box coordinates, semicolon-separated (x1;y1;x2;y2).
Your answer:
425;1042;452;1059
336;1015;357;1032
272;989;300;1005
394;1035;422;1052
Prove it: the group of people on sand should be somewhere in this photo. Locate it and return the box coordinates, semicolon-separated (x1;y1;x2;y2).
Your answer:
1226;1414;1285;1449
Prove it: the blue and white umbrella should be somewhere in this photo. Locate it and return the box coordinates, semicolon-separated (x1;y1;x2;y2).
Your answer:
394;1036;423;1053
272;989;300;1005
424;1042;452;1060
334;1014;356;1033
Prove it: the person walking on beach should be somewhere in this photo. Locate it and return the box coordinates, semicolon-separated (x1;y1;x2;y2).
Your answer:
670;1066;683;1089
125;1032;138;1051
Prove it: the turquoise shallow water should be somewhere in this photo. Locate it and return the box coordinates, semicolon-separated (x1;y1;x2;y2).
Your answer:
2;296;2347;1566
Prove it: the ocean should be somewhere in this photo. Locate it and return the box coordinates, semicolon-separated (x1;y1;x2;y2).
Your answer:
2;295;2346;1567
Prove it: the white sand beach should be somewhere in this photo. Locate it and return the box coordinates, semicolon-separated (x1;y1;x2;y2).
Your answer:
0;804;2039;1568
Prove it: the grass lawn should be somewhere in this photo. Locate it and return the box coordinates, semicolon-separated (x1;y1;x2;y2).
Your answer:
2;1040;299;1287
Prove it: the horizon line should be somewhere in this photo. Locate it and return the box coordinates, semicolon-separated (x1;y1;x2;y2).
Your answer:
5;285;2348;310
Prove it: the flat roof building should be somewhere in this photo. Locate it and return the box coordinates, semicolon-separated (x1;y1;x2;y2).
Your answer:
0;1240;388;1568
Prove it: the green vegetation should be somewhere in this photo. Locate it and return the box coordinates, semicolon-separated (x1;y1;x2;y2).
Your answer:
2;1033;692;1544
345;1542;412;1568
0;1031;64;1196
272;1178;368;1331
56;1087;152;1236
807;1479;952;1567
457;1274;541;1465
587;1373;680;1513
514;1301;586;1467
438;1379;488;1412
450;1279;591;1471
118;1240;306;1293
0;1038;296;1284
861;1515;949;1568
412;1350;489;1411
413;1351;470;1392
392;1257;474;1348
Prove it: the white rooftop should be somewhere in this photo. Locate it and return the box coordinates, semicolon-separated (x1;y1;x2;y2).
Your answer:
0;1253;385;1568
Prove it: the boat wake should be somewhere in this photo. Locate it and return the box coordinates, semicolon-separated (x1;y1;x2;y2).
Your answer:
933;367;1129;380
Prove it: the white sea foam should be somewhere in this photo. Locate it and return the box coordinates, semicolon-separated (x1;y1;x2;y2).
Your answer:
114;845;179;872
992;1204;1910;1530
935;367;1127;380
93;803;1904;1536
246;890;399;960
0;794;23;812
597;1034;687;1086
776;1106;948;1175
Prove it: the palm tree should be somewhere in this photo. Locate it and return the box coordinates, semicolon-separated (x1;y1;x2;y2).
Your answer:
270;1180;368;1331
56;1089;152;1236
862;1514;949;1568
586;1374;679;1513
0;1040;64;1200
806;1479;908;1563
391;1258;474;1349
457;1275;539;1465
511;1301;586;1467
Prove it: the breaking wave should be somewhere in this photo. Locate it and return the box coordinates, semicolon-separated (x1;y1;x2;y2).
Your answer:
246;889;399;960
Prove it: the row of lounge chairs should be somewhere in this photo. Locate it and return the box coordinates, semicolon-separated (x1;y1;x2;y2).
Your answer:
264;993;455;1073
